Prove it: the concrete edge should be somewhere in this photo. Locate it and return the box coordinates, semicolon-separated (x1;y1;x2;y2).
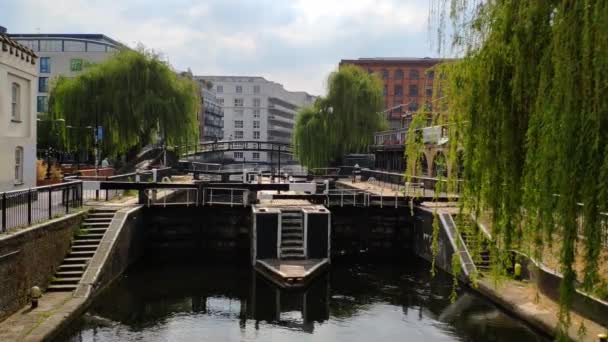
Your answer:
24;205;143;342
0;210;88;243
74;205;143;298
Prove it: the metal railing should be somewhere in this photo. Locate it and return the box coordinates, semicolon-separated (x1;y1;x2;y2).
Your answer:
144;188;199;207
203;187;249;207
360;168;462;196
1;181;83;233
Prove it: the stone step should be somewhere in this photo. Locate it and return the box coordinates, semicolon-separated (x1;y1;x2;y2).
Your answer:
72;239;101;245
46;284;77;292
84;217;113;222
71;244;98;251
76;234;105;240
51;277;81;285
63;257;90;265
55;270;85;278
67;251;95;258
88;212;115;217
84;228;108;233
92;208;119;213
81;222;110;227
58;264;86;272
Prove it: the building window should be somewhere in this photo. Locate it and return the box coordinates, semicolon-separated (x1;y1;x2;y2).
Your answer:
253;85;260;94
409;84;418;97
39;40;62;52
217;85;223;93
253;98;261;107
40;57;51;73
394;85;403;96
234;98;244;107
39;77;49;93
234;109;244;117
218;98;224;105
234;131;243;139
234;120;244;128
427;71;435;80
37;96;49;113
382;69;389;80
395;69;403;79
11;83;20;121
14;146;23;184
253;121;260;129
410;69;419;80
408;102;418;112
252;152;260;160
236;85;242;93
253;131;260;139
234;152;243;159
253;109;260;118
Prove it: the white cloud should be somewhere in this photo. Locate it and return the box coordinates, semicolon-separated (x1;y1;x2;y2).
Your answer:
8;0;434;95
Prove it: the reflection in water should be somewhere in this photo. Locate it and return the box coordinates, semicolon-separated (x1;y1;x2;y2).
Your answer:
59;258;549;342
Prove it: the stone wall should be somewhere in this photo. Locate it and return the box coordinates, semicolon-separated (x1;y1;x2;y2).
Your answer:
0;212;84;321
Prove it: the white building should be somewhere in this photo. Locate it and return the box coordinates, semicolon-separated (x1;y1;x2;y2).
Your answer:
0;29;38;191
7;33;124;116
195;76;315;163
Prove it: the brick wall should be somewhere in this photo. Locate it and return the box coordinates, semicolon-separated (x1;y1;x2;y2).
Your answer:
0;212;84;321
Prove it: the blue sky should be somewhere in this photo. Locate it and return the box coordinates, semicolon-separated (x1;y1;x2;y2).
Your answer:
1;0;440;95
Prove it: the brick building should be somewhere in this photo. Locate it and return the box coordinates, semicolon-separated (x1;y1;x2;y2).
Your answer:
339;57;446;129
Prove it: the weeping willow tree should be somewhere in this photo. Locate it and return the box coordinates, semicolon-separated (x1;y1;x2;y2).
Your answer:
49;48;200;159
293;65;386;168
429;0;608;339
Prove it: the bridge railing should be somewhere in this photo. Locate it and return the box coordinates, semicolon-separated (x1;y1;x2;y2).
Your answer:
1;181;83;233
179;140;293;157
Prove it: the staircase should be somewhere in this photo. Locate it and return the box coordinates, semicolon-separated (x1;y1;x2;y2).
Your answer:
456;215;491;273
280;210;305;260
47;208;117;292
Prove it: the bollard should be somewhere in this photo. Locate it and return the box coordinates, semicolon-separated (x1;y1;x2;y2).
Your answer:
514;262;522;281
30;286;41;308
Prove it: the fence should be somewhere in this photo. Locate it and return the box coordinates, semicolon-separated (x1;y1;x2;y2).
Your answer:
70;167;172;203
1;181;83;233
360;169;462;196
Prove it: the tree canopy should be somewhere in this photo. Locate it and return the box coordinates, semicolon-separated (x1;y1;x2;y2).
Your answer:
49;49;200;158
293;65;386;168
430;0;608;338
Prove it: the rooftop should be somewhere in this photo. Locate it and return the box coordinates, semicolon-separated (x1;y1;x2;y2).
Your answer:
7;33;125;49
340;57;457;65
0;34;37;63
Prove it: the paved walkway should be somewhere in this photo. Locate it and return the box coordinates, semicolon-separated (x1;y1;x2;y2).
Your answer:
0;292;84;342
478;278;607;341
336;179;458;199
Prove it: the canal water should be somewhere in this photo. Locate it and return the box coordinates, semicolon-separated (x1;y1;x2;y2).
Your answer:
59;256;549;342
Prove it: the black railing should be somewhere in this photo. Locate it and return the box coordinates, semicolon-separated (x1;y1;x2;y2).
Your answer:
360;168;463;195
0;181;83;233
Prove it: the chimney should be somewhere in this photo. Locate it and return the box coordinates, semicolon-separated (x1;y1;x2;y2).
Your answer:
0;26;7;34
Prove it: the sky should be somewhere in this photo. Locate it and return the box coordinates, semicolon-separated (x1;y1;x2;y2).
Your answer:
1;0;439;96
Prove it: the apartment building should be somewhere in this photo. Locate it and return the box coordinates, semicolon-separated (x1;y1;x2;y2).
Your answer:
195;76;314;163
